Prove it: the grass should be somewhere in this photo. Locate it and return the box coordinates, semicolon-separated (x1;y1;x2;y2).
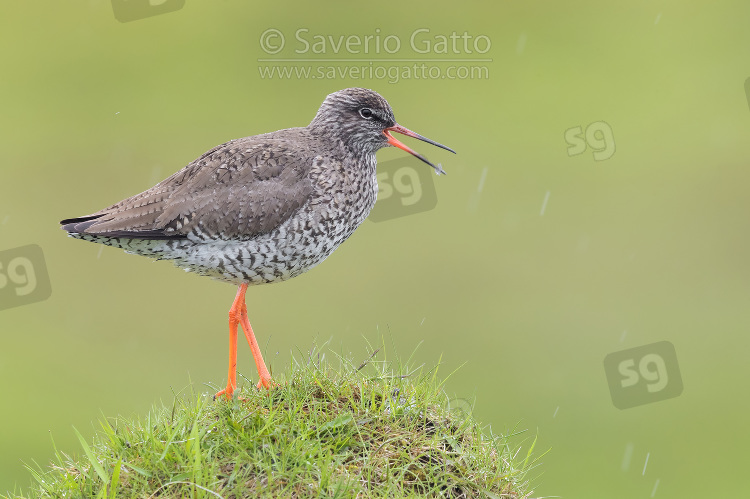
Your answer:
6;345;543;498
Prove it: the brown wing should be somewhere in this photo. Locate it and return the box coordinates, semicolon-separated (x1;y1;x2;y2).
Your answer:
60;131;315;241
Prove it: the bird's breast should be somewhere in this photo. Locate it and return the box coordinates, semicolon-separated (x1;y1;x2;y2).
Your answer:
307;152;378;230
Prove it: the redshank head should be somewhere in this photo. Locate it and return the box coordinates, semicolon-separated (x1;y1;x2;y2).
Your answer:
309;88;455;174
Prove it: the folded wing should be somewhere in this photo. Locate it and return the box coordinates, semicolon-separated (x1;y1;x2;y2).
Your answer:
61;134;315;242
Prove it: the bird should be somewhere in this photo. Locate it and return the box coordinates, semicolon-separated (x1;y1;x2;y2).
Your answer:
60;88;455;399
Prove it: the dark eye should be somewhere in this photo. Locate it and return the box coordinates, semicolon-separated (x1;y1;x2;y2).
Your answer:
359;108;374;119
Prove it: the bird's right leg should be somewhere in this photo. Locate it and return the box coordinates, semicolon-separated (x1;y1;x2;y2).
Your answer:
213;286;245;400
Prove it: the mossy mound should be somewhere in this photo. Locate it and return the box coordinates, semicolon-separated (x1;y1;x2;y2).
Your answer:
10;353;539;498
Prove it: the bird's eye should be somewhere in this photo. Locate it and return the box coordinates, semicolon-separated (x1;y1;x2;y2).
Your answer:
359;108;374;119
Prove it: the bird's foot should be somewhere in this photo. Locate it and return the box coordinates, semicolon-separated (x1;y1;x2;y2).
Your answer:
213;384;235;401
256;375;276;390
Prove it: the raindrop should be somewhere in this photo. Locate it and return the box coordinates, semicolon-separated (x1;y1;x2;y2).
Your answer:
540;191;550;216
651;478;660;497
477;167;488;193
516;33;527;55
621;442;634;471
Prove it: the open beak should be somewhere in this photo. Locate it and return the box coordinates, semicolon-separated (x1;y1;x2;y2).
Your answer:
384;124;456;175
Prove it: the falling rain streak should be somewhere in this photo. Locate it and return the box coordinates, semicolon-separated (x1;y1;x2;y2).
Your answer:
467;166;488;212
516;33;527;55
540;191;550;216
621;442;634;471
477;166;488;193
651;478;660;497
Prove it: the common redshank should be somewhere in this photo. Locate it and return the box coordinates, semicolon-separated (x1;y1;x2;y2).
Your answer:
60;88;454;399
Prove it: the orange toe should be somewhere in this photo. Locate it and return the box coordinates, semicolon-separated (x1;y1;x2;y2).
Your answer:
256;376;275;390
214;384;235;400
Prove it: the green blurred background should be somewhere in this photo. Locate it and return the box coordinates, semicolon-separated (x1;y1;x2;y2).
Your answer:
2;1;749;497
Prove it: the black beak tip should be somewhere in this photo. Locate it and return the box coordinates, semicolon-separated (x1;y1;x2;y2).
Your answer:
414;153;447;175
427;140;456;155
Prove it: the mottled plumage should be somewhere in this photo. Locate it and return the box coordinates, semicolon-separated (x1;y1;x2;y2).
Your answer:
60;87;454;397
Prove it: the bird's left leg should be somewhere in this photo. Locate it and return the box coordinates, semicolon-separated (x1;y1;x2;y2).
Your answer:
236;284;274;390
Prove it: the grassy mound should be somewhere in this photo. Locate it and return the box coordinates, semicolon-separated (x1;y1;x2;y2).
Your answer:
9;350;541;498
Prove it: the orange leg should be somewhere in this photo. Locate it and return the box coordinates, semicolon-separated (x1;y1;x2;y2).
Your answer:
214;284;274;400
214;286;244;400
238;299;274;390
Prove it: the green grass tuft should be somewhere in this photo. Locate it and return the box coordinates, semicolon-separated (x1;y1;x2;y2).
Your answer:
6;347;542;498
